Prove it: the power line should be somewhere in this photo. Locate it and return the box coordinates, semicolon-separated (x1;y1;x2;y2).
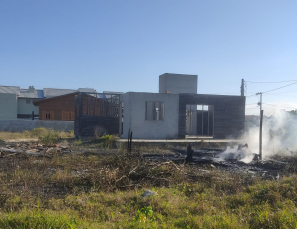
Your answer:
245;80;297;99
265;94;297;98
265;89;297;95
262;82;297;94
246;94;258;97
262;103;297;110
246;80;297;84
250;82;297;96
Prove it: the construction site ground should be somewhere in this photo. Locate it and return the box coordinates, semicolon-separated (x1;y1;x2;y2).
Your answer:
0;136;297;228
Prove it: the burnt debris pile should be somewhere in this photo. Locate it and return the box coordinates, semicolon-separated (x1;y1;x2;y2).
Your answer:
143;144;296;180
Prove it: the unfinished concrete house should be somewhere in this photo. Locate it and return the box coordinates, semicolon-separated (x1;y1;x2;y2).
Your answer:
74;73;245;139
121;73;245;139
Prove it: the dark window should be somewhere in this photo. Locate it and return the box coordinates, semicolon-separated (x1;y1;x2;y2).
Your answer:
145;101;164;121
46;112;51;120
26;99;31;104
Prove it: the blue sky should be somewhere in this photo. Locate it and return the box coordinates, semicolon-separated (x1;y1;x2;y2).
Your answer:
1;0;297;115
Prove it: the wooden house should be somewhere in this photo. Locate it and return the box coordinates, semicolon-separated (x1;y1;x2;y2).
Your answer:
33;92;79;121
33;92;111;121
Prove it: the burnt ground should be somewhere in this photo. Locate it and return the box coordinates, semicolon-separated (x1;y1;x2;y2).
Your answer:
1;141;296;181
142;146;297;180
0;140;296;200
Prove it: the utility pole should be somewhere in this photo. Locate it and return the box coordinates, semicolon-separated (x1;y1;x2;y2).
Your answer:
257;92;262;111
256;92;263;160
241;79;245;96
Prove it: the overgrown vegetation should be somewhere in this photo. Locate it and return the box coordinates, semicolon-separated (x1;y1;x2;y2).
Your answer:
0;127;74;140
0;142;297;228
39;131;62;145
97;134;118;148
75;134;119;149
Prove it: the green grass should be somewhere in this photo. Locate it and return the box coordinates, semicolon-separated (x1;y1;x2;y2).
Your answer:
0;210;81;229
1;177;297;228
0;139;297;228
39;131;61;145
76;134;119;149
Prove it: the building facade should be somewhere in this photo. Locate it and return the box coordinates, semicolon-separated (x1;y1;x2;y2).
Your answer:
120;73;245;139
33;92;79;121
121;92;179;139
0;93;18;119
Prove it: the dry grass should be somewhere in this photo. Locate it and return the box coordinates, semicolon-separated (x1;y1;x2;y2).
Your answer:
0;128;74;141
0;134;297;228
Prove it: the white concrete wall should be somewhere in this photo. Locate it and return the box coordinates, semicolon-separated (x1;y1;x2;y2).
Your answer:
159;73;198;94
122;92;179;139
0;93;17;119
17;98;39;115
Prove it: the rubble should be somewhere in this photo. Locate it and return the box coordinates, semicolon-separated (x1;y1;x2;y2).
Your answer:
0;140;295;181
0;141;71;158
143;144;295;179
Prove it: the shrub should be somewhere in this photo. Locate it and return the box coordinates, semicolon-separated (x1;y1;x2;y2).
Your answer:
134;206;155;223
30;127;48;137
40;132;61;145
99;135;118;148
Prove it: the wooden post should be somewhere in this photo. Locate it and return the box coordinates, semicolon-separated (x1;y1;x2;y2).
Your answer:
127;129;130;152
186;144;193;162
127;128;132;153
129;131;132;153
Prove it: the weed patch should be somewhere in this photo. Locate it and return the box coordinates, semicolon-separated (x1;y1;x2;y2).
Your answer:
1;139;297;228
39;132;61;145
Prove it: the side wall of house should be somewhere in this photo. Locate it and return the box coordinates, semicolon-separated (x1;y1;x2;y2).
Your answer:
38;94;75;120
122;92;179;139
178;94;245;139
0;93;17;119
17;98;39;116
159;73;198;94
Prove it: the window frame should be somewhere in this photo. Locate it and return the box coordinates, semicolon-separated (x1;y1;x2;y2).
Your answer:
145;101;164;121
42;111;54;120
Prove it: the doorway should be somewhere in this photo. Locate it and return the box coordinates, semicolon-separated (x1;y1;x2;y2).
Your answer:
186;104;214;137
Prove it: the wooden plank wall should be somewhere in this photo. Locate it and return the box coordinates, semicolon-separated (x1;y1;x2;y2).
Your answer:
74;93;120;138
38;94;76;121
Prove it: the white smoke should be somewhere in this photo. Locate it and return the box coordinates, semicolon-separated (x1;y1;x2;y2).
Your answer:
221;110;297;163
242;110;297;160
218;145;255;163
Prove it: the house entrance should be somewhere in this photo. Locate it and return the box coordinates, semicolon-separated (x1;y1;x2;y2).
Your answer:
185;104;214;137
